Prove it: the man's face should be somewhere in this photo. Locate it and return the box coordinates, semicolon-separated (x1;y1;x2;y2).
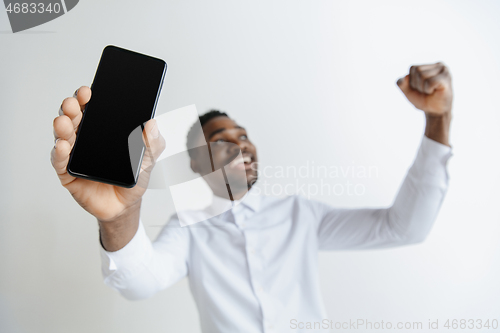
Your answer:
190;116;258;192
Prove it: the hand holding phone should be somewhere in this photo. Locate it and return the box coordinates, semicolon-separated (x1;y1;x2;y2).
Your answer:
51;47;165;222
51;87;165;222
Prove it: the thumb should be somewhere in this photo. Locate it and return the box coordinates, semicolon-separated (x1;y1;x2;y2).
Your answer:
142;119;166;167
396;75;411;95
133;119;166;190
396;74;425;107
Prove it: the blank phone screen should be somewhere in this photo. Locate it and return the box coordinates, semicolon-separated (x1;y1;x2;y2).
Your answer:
67;45;167;188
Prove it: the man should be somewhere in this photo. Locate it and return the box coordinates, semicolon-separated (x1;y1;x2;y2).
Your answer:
51;62;453;332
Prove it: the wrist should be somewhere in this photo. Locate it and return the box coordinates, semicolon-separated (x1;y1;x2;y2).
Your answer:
424;111;452;147
425;110;452;121
97;199;141;225
98;200;141;252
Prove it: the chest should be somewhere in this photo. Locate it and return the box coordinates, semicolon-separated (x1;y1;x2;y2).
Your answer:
187;209;318;279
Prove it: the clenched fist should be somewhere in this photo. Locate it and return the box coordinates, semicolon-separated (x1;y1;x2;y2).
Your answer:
397;62;453;147
397;62;453;117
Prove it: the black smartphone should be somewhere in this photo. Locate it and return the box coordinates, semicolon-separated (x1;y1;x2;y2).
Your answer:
67;45;167;188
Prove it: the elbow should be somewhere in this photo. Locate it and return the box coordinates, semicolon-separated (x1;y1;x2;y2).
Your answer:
104;272;164;301
402;233;428;246
398;226;432;246
118;287;159;301
386;208;436;247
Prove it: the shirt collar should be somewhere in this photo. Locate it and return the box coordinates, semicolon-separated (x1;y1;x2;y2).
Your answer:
209;186;261;215
236;186;261;212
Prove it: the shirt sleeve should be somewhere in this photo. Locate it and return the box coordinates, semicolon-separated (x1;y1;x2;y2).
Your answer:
313;136;453;250
99;216;189;300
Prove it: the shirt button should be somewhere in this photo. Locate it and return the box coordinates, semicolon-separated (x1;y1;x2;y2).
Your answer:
248;246;255;254
240;222;246;228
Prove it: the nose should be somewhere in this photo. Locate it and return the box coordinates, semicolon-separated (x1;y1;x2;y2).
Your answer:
237;140;248;151
225;133;248;152
227;140;244;156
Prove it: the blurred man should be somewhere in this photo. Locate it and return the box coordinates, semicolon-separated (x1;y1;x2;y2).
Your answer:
51;62;452;333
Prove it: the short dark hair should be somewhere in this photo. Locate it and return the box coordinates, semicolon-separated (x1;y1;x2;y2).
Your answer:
186;109;229;158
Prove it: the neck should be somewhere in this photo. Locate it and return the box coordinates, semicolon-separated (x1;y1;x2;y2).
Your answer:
226;184;249;201
211;184;251;201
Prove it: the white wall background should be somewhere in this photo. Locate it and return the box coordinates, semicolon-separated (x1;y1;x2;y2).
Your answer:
1;0;499;332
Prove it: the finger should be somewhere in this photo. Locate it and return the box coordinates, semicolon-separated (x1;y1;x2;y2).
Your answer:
414;62;443;72
53;115;77;146
409;62;444;93
414;63;444;93
397;74;426;103
423;67;451;94
134;120;166;189
74;86;92;111
51;139;76;186
409;66;418;91
417;65;444;93
60;97;82;129
142;119;166;163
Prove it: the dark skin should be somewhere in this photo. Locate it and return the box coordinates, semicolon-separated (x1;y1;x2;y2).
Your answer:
51;62;452;251
398;62;452;147
190;116;259;201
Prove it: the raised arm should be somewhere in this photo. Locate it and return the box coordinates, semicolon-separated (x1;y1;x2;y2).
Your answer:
51;87;187;299
397;62;452;147
51;86;166;251
315;63;453;250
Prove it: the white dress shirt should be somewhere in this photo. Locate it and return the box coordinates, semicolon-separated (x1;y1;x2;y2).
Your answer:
100;136;452;333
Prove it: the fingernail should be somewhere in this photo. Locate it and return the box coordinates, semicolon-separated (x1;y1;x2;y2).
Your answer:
150;121;159;138
58;106;64;116
73;89;79;98
396;78;404;86
54;138;60;149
